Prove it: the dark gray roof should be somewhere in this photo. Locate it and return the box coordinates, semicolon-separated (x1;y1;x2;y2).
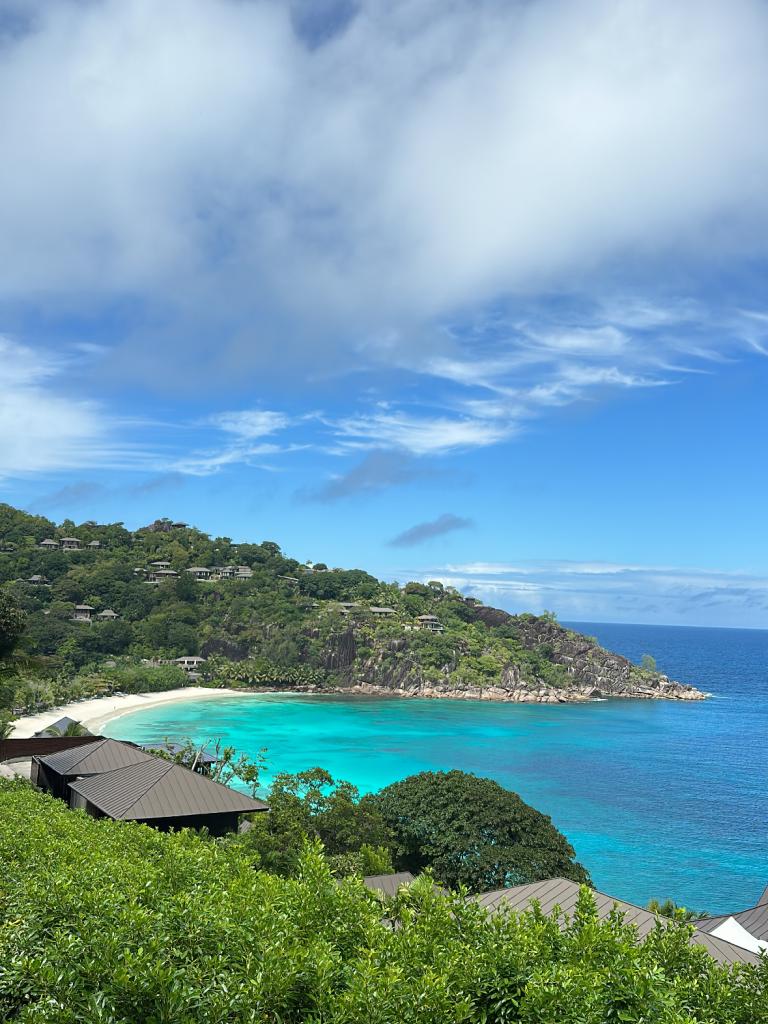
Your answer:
759;885;768;907
695;902;768;944
36;738;154;776
68;759;268;820
363;872;416;897
33;717;91;738
471;878;760;967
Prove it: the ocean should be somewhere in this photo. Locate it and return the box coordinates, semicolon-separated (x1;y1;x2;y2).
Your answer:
105;621;768;914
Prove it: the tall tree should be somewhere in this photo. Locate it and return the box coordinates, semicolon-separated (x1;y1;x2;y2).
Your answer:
369;769;590;892
0;592;25;659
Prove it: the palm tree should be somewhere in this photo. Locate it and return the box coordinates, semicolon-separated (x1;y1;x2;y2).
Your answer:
46;720;91;737
647;898;705;921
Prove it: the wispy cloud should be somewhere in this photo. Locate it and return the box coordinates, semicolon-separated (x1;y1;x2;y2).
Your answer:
389;513;473;547
27;481;107;511
170;408;300;476
412;560;768;627
0;336;156;480
331;409;517;455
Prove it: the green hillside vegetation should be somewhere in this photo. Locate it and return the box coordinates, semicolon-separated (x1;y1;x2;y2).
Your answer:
2;780;766;1024
0;503;659;716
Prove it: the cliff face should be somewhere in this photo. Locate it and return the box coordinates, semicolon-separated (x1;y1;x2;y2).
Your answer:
506;616;704;701
323;618;705;704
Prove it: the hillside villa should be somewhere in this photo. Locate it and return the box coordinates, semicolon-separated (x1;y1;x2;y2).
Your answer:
417;614;445;632
27;737;267;837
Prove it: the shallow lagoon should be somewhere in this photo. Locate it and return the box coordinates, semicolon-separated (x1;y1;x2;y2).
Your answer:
107;622;768;913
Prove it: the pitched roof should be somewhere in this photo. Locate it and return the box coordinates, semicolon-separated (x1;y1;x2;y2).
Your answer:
36;738;154;776
68;759;268;820
363;872;415;897
695;901;768;944
33;717;91;737
471;878;760;967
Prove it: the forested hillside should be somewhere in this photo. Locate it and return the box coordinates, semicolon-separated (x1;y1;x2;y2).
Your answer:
0;503;702;709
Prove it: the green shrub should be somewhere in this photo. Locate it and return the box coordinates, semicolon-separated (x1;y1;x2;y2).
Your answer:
1;781;766;1023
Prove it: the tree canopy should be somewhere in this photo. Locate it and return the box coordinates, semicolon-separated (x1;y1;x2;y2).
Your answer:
370;770;591;891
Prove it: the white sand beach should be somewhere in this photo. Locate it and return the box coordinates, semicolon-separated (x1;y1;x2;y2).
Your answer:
10;686;238;738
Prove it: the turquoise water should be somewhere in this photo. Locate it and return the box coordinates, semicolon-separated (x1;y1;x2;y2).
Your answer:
106;622;768;914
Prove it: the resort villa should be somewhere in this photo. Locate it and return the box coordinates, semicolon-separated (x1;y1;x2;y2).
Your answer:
148;568;179;582
363;873;763;967
40;537;100;550
472;877;765;966
185;566;212;580
71;604;95;622
417;614;445;633
28;737;267;837
174;655;206;673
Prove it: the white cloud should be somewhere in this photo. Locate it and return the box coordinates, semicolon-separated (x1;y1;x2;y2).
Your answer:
2;0;768;487
0;0;767;381
169;407;300;475
416;559;768;627
0;336;138;478
208;410;290;440
332;409;517;454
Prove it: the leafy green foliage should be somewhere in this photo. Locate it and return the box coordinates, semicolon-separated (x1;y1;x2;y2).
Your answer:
0;591;25;658
370;770;591;891
1;781;766;1023
647;897;706;922
146;738;266;797
235;768;394;875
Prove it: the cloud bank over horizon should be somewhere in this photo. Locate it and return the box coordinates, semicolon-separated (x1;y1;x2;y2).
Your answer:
405;561;768;629
1;0;767;626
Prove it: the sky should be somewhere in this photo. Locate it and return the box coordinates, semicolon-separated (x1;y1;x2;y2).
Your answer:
1;0;767;627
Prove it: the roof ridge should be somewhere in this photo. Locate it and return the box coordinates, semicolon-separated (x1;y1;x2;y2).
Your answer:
69;737;108;768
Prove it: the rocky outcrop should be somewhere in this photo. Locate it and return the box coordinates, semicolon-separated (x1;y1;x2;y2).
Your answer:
322;618;705;703
508;615;704;700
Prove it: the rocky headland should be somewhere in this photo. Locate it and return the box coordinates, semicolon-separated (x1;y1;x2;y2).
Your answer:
314;611;705;704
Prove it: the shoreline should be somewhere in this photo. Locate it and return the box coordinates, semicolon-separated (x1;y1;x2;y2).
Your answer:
9;675;707;741
9;686;241;739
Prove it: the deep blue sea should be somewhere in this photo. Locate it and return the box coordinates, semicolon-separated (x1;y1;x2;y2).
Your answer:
106;622;768;914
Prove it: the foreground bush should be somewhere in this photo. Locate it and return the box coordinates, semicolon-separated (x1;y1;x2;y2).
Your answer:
0;781;766;1023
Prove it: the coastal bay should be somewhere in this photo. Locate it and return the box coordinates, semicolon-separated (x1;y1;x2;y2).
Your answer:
104;622;768;915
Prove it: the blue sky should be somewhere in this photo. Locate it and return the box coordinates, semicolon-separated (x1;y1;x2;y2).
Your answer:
1;0;768;627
